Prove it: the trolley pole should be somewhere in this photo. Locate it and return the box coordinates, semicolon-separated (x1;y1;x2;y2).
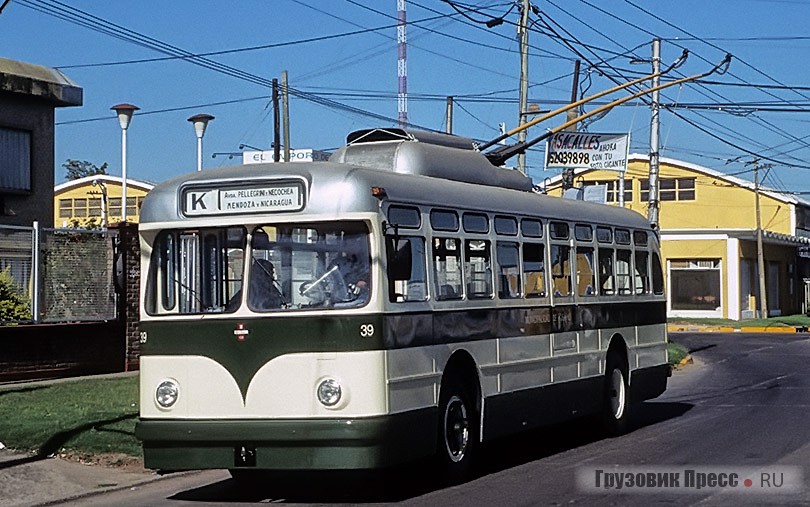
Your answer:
648;38;662;229
516;0;530;174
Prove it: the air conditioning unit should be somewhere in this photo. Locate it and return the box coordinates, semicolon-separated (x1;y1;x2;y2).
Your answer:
741;309;757;320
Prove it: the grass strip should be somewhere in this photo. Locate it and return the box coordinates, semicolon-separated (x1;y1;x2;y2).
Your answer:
667;341;690;366
0;375;141;457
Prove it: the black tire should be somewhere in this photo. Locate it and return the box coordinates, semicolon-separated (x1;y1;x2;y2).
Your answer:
602;351;631;436
437;374;478;483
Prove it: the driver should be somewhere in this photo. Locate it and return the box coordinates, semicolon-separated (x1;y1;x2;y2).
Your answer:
299;243;370;305
328;251;369;298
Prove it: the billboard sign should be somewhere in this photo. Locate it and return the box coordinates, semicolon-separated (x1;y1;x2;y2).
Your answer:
545;132;629;172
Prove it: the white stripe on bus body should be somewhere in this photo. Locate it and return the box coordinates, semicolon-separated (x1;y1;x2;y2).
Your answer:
140;351;388;419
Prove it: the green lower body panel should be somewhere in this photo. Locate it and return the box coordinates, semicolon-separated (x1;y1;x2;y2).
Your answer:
136;408;437;471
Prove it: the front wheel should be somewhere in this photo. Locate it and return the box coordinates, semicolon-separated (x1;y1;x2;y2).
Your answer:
602;351;631;436
437;376;477;483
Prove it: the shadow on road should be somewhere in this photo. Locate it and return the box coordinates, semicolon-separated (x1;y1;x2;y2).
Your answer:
169;401;693;503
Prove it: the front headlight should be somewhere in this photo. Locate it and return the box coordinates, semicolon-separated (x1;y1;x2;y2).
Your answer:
155;380;179;408
316;378;342;407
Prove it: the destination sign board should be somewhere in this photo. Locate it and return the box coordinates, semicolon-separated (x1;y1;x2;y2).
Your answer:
545;132;629;172
182;182;305;216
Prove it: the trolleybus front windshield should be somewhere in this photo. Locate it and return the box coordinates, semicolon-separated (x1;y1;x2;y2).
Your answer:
145;222;371;315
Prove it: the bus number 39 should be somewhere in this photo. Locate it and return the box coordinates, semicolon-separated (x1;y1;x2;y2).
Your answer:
360;324;375;337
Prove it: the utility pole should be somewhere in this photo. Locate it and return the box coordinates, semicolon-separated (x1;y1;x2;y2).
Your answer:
282;71;291;163
753;159;769;318
445;96;454;134
561;59;581;191
564;60;581;128
516;0;530;173
648;38;662;229
397;0;408;128
272;78;280;163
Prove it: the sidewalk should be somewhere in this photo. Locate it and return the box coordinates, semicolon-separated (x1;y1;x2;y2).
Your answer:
0;371;183;506
0;448;167;507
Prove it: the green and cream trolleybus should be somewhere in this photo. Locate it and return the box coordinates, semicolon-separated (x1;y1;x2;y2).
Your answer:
135;128;669;480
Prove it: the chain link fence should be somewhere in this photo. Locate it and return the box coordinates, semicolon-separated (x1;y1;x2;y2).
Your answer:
0;223;119;323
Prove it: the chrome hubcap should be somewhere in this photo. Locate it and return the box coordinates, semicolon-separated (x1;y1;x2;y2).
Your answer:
609;368;626;419
444;395;469;462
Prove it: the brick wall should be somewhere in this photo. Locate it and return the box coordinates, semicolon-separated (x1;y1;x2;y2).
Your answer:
0;321;125;382
116;222;141;371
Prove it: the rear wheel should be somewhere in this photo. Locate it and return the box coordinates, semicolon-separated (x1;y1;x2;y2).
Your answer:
437;375;478;483
603;351;631;436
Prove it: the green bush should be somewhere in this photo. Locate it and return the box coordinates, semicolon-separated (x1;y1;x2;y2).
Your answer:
0;267;31;323
667;341;690;366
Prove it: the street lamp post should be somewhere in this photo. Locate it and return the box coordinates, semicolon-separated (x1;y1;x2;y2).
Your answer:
187;114;215;172
111;103;139;222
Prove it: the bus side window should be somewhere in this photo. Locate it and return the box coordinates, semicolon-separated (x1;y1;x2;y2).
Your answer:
522;242;545;297
635;251;650;294
551;244;572;297
652;252;665;295
599;247;615;295
576;247;595;296
497;241;520;299
387;236;427;302
433;237;463;300
616;249;632;294
466;239;492;299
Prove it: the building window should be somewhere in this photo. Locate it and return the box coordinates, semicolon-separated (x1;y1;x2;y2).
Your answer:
58;199;72;218
640;178;696;201
0;127;31;193
73;198;87;217
670;259;721;311
584;180;632;203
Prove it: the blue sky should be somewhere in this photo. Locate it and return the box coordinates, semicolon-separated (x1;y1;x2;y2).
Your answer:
3;0;810;194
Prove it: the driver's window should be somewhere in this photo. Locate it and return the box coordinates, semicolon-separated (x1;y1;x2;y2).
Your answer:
249;222;371;310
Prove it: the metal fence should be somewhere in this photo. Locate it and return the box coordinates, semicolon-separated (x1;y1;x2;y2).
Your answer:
0;224;33;295
0;222;119;323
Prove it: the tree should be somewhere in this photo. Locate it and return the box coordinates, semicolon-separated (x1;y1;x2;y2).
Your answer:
63;159;108;181
0;267;31;323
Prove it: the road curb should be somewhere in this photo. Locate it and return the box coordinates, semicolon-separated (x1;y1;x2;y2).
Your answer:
667;324;810;334
33;468;203;507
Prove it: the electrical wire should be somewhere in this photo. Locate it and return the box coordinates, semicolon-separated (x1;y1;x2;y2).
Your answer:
542;0;810;170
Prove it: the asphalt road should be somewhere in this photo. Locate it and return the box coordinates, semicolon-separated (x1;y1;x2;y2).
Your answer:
63;332;810;506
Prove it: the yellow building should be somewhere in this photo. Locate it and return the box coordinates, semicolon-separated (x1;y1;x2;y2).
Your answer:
546;154;810;320
53;175;153;228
